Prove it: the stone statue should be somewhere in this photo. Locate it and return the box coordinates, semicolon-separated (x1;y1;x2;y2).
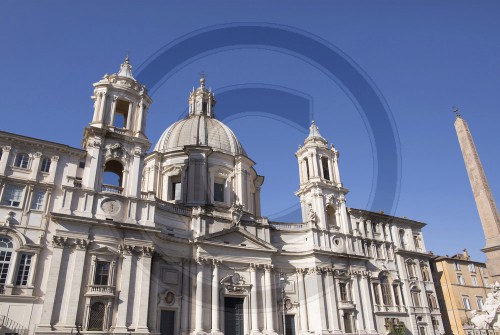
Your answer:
308;204;317;224
230;202;243;226
471;281;500;329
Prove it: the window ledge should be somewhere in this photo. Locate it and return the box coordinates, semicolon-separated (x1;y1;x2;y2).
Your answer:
11;166;31;173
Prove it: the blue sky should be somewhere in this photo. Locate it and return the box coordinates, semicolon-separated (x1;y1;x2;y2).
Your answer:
1;1;499;261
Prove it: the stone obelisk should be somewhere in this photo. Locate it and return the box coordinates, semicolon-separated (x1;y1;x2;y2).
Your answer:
454;109;500;280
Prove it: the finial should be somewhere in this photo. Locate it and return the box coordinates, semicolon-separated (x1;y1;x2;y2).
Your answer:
199;72;206;88
452;106;461;118
117;54;134;79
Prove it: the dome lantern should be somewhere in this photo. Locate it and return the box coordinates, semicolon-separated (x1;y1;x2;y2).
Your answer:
188;75;216;117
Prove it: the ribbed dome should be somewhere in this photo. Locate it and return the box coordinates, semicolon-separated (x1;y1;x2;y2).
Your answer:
153;114;247;156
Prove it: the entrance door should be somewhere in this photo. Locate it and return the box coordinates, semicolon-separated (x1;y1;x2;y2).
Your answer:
225;297;244;335
160;310;175;335
285;315;296;335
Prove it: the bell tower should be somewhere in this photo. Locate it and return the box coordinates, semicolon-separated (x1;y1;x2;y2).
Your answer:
295;121;349;231
82;57;152;199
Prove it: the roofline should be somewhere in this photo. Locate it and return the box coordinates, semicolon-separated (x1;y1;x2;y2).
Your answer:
431;254;487;266
348;207;426;227
0;130;85;154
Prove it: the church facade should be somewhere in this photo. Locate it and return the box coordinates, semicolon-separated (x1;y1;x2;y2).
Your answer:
0;59;444;335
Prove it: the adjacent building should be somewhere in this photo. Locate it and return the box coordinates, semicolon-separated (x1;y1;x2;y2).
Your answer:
0;58;444;335
430;250;491;335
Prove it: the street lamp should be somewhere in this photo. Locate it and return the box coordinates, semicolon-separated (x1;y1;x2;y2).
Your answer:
280;273;287;335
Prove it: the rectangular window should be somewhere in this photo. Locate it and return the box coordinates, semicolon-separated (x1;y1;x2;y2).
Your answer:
171;182;181;201
376;244;382;259
321;157;330;181
457;274;465;285
454;262;461;271
2;184;24;207
40;158;51;173
471;276;478;286
31;190;46;211
393;285;400;305
477;297;484;311
214;182;224;202
373;283;380;304
462;296;471;310
407;263;415;278
94;261;110;286
339;282;348;301
469;263;476;273
412;291;421;307
15;254;32;286
114;100;129;128
0;249;12;285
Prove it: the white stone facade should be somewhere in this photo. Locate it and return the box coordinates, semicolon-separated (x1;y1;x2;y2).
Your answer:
0;59;444;335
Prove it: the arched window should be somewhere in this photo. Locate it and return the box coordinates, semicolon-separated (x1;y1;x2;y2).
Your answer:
14;153;29;169
321;156;330;180
40;157;51;173
88;302;106;330
102;160;123;193
381;275;393;306
0;236;14;288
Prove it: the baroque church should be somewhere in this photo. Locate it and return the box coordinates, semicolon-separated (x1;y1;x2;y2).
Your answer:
0;58;444;335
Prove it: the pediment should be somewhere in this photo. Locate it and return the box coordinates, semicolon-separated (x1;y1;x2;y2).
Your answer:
89;245;121;256
197;227;277;252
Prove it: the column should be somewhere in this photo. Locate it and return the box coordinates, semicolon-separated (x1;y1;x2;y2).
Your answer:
137;248;153;331
297;269;309;333
305;268;324;332
329;272;341;333
30;152;42;180
264;265;275;333
325;268;341;333
91;92;102;122
136;101;145;134
360;274;377;333
97;92;107;123
250;264;260;333
63;239;88;327
128;149;142;197
351;274;366;333
38;237;66;328
211;260;221;333
0;146;11;175
181;259;191;334
195;259;204;332
48;155;59;184
115;246;134;330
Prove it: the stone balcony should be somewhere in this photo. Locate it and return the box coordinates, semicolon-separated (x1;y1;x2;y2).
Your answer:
101;184;123;194
374;305;408;314
86;285;115;297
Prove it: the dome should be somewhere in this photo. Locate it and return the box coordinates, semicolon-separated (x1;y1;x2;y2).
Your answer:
153;76;247;156
153;114;247;156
